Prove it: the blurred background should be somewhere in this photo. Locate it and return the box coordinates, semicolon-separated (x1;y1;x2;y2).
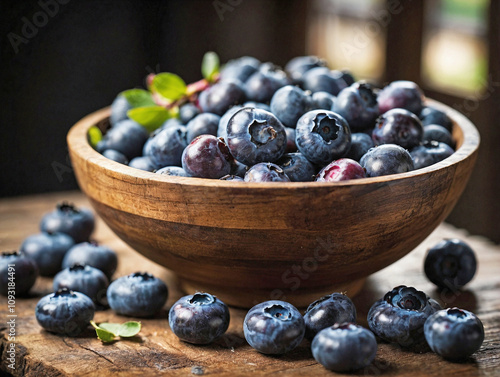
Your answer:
1;0;498;243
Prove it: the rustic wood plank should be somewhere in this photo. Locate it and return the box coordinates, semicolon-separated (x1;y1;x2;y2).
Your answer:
1;191;500;376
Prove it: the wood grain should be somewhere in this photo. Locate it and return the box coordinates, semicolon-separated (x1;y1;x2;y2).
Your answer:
1;191;500;376
65;101;480;307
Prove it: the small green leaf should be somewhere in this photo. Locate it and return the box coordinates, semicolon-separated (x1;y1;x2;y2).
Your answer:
202;51;220;82
121;89;156;108
152;73;187;101
90;321;117;342
88;126;102;149
98;323;121;335
127;106;170;132
117;321;141;337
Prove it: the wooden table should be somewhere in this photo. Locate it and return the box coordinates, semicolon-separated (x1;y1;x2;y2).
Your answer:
1;191;499;376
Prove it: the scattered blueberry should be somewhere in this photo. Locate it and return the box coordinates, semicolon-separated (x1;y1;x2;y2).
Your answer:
360;144;414;177
303;292;357;340
315;158;366;182
107;272;168;317
40;202;95;244
424;308;484;360
20;231;75;276
169;292;230;344
35;288;95;336
244;300;305;354
424;238;477;290
182;135;233;179
53;264;109;306
295;110;351;165
244;163;291;183
367;285;442;350
0;251;38;296
62;242;118;280
311;323;377;372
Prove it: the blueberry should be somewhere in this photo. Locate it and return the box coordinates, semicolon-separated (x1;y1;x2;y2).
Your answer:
360;144;414;177
311;91;336;111
20;231;75;276
217;105;243;141
243;101;271;112
179;102;201;124
156;166;190;177
377;80;425;115
276;153;316;182
284;127;298;153
146;126;188;168
423;124;454;147
107;272;168;317
419;106;453;132
312;323;377;372
198;80;246;115
270;85;312;128
53;264;109;306
62;242;118;280
410;141;455;169
303;293;357;340
110;94;132;126
227;107;287;166
284;55;326;85
0;251;38;296
424;238;477;290
295;110;351;165
220;174;244;181
169;292;230;344
301;67;346;96
316;158;366;182
128;156;156;172
244;67;288;103
244;300;305;355
182;135;233;179
219;56;261;83
40;202;95;244
367;285;442;349
345;132;374;162
372;108;424;149
101;119;149;160
102;149;129;164
186;113;221;143
333;82;379;131
424;308;484;360
35;288;95;336
244;163;291;183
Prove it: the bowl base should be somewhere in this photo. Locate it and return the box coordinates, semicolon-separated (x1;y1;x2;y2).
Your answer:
179;277;366;309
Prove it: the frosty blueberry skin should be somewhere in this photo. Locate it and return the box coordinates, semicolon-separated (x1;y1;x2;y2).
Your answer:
243;300;305;355
0;251;39;296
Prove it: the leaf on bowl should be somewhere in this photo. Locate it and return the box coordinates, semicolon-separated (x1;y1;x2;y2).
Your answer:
151;73;187;102
202;51;220;82
127;106;170;132
121;89;156;108
88;126;102;149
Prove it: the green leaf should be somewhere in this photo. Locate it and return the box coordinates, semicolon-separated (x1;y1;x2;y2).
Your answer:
117;321;141;337
127;106;170;132
88;126;102;149
90;321;116;342
152;73;187;101
202;51;220;82
98;323;121;335
121;89;156;108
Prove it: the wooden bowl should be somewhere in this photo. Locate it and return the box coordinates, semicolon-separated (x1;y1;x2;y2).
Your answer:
67;101;479;308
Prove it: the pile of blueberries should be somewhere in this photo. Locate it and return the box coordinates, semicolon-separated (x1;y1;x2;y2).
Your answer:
96;55;456;182
0;201;484;372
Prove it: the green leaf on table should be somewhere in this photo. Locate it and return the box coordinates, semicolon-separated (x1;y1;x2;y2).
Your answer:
202;51;220;82
151;73;187;101
88;126;102;149
91;320;116;342
98;323;121;335
121;89;156;108
127;106;170;132
117;321;141;337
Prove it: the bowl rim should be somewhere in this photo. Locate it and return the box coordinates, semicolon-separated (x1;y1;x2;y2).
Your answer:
67;99;480;189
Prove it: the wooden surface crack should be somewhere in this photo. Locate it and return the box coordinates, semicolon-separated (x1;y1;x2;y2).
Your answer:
77;344;115;365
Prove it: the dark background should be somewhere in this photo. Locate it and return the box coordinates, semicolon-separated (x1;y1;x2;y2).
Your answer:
1;0;499;243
